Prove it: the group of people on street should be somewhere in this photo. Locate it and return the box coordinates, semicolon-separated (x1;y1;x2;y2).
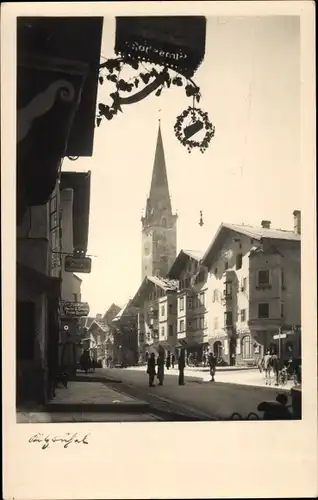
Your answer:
146;349;218;387
257;347;300;386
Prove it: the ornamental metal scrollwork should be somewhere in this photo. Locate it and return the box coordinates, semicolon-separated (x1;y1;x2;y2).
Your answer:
17;80;76;143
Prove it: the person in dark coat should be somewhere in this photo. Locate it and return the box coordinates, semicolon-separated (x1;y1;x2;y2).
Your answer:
80;349;91;374
147;353;156;387
171;353;175;369
178;349;186;385
271;350;280;386
157;351;165;385
202;351;207;367
208;351;217;382
166;351;171;370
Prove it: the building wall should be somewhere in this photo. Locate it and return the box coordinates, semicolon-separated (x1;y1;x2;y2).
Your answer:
176;259;209;357
137;283;177;358
60;188;74;302
72;275;82;302
16;204;51;404
205;232;301;365
141;217;177;279
49;181;62;279
158;293;177;352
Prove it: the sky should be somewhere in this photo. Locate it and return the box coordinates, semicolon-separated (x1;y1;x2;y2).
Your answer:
62;16;300;316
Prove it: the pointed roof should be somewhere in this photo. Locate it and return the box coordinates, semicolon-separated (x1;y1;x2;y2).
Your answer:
167;249;204;279
130;276;179;307
202;222;300;268
148;123;171;211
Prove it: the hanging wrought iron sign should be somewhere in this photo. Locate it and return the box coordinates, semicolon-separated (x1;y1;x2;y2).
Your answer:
65;255;92;273
174;106;215;154
62;301;90;318
96;15;215;153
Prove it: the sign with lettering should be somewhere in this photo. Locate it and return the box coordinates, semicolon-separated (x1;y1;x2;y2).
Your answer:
115;17;206;77
62;301;90;318
65;256;91;273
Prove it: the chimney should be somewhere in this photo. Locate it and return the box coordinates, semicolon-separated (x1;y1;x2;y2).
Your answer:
261;220;271;229
293;210;301;234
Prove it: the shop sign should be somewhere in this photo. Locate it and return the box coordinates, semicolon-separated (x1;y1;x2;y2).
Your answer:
65;256;91;273
62;301;90;317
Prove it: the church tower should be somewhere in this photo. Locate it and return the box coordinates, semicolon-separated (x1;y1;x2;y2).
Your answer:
141;123;177;280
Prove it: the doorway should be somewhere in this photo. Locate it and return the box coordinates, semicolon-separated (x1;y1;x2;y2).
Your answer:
213;341;223;363
229;338;236;366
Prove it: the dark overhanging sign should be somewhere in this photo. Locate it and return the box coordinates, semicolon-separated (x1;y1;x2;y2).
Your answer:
62;301;90;317
115;16;206;78
65;255;92;273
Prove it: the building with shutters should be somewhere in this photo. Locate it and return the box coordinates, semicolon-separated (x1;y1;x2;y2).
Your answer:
201;211;301;366
167;250;209;361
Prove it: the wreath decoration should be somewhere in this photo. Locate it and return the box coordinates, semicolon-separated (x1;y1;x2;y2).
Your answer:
174;106;215;153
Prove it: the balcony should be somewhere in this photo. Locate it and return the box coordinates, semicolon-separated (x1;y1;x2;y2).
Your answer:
221;292;233;305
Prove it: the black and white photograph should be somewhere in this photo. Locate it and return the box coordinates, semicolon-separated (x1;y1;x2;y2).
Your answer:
2;2;316;499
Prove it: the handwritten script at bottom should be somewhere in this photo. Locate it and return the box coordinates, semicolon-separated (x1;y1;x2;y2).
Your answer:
29;432;90;450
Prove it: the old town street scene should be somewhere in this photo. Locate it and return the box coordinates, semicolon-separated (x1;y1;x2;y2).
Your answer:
15;15;302;423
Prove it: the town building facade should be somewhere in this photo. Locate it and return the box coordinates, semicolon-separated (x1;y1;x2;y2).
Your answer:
167;250;209;361
112;301;139;366
201;212;301;366
132;276;179;360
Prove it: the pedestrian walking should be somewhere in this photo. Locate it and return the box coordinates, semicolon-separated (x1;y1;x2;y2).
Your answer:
271;350;280;386
257;355;263;373
202;351;207;367
263;349;273;385
79;349;90;374
171;353;175;369
208;351;217;382
178;349;186;385
166;351;171;370
157;352;165;386
147;353;156;387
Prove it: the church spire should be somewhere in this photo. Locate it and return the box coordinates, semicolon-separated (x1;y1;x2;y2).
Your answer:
148;122;172;213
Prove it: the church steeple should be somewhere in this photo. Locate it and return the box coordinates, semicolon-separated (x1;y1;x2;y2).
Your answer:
148;122;172;213
141;122;177;280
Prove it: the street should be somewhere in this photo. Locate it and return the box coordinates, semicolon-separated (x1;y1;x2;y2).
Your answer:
99;366;293;420
17;366;296;422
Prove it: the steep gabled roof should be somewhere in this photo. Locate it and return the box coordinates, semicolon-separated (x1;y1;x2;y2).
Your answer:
80;316;95;330
223;223;300;242
131;275;179;307
167;249;204;279
202;222;300;268
112;299;137;324
102;303;121;322
88;319;107;333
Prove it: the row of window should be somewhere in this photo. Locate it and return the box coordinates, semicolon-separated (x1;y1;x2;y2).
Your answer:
179;292;205;311
178;316;205;333
222;302;284;327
